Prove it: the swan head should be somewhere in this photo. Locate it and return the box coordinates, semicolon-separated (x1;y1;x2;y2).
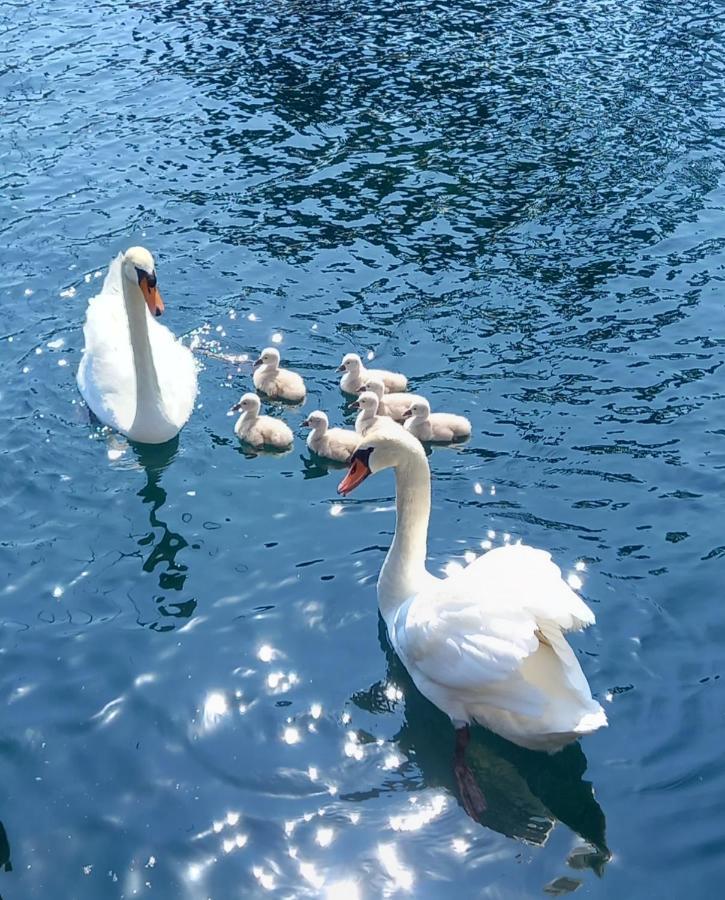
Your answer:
359;378;384;399
254;347;280;370
302;410;329;432
338;418;423;495
402;398;430;420
351;390;379;415
337;352;362;374
122;246;164;317
230;392;261;416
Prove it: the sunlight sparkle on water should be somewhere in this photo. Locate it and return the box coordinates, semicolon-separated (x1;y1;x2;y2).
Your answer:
473;482;483;494
252;866;276;891
202;691;229;730
283;726;301;744
390;794;447;832
257;644;276;663
329;503;344;517
300;861;325;890
378;843;414;891
575;559;587;571
567;573;583;590
316;827;335;848
325;880;360;900
271;332;283;343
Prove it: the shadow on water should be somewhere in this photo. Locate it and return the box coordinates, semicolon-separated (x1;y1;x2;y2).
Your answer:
352;617;610;875
129;438;197;631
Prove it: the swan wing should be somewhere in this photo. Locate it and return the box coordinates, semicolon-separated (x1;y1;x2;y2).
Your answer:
459;543;595;632
392;545;597;702
393;585;541;695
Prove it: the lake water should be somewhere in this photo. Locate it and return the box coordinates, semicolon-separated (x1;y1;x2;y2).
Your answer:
2;0;724;896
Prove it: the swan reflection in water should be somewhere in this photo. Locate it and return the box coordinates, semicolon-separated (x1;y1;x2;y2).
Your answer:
127;438;197;631
350;618;610;876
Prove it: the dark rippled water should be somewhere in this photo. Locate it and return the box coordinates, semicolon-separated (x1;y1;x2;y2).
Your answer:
2;0;725;896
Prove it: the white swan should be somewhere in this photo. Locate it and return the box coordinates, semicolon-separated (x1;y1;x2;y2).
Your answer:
253;347;306;402
403;397;472;442
77;247;197;444
360;378;424;423
337;421;606;816
231;393;293;449
353;391;384;436
303;411;359;463
337;352;407;394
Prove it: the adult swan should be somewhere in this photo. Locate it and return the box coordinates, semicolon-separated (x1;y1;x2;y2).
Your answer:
337;420;606;817
77;247;197;444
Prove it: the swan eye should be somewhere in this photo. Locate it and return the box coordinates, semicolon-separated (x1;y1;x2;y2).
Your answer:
135;266;156;288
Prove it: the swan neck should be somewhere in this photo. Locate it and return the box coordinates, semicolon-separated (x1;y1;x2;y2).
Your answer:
378;453;431;623
122;276;166;424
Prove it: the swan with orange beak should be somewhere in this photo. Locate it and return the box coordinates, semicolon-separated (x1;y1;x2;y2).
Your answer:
77;246;197;444
337;420;607;821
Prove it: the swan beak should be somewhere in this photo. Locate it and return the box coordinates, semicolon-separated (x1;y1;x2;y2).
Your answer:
338;452;371;495
140;276;164;317
301;418;310;427
401;408;413;420
336;364;346;373
253;357;263;369
230;401;243;413
350;399;361;409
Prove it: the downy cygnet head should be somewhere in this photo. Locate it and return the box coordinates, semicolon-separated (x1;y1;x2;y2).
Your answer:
254;347;281;370
337;352;363;374
302;410;329;431
352;391;379;414
122;246;164;317
359;378;385;398
230;392;261;415
402;398;431;420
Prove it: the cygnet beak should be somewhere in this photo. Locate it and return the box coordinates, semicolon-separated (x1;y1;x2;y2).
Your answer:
350;399;361;410
230;401;243;413
335;363;346;373
253;357;263;369
301;418;310;427
401;407;413;420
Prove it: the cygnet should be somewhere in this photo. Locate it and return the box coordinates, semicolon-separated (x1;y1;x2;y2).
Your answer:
253;347;306;402
361;377;424;423
337;352;407;394
231;393;294;449
403;397;472;442
303;410;360;463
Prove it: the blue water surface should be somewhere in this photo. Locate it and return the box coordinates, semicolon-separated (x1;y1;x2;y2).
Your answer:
2;0;725;897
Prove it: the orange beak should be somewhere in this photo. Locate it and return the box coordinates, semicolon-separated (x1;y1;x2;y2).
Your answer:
140;277;165;317
338;455;371;495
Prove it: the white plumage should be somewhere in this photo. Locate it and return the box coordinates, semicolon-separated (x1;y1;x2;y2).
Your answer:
232;393;293;449
253;347;306;403
337;352;407;394
403;397;471;442
360;377;424;422
354;391;384;436
338;422;606;753
76;248;197;444
303;411;359;463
